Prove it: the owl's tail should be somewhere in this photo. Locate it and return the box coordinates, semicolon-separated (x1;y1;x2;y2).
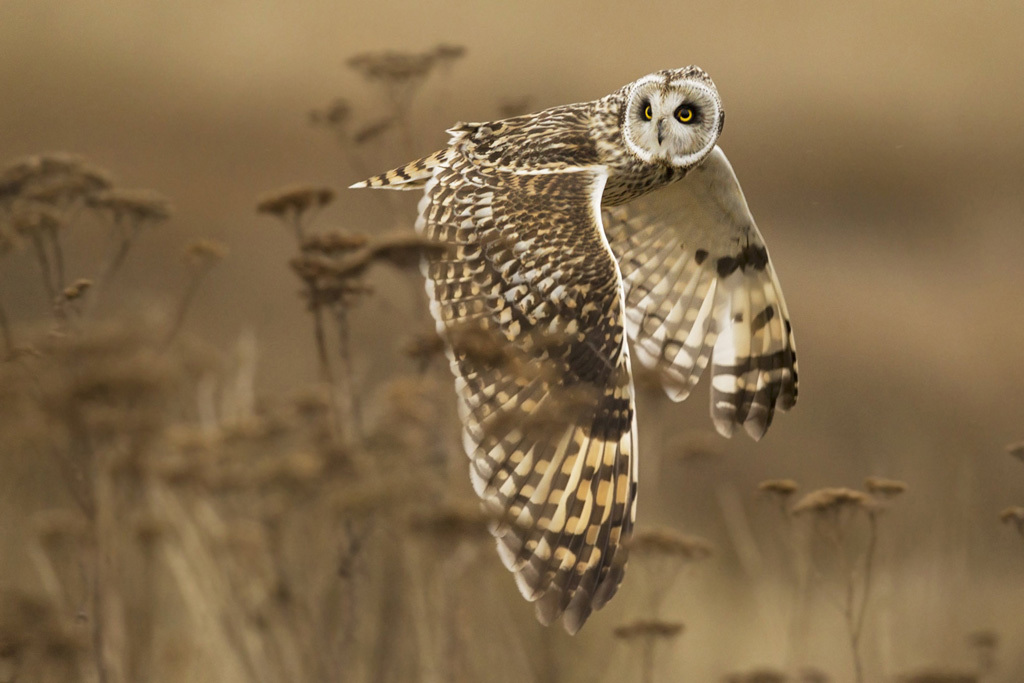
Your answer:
349;149;446;190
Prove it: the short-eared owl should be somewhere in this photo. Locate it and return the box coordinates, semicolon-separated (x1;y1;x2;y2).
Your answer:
352;66;798;633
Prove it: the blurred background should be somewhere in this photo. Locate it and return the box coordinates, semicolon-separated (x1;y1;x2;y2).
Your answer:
1;2;1022;682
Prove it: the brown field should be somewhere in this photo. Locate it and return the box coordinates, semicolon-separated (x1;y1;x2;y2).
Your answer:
1;2;1022;682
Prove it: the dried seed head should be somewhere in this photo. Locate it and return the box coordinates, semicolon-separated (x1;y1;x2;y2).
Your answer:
300;231;369;254
256;185;334;218
626;528;713;562
612;619;684;641
864;476;908;499
347;51;436;83
791;487;875;517
62;278;92;301
498;96;533;119
999;506;1024;535
432;43;466;64
11;202;62;236
308;98;351;127
86;188;171;223
0;153;112;204
758;478;799;498
290;386;333;418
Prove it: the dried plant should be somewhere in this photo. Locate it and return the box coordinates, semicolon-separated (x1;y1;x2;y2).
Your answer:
256;185;335;243
759;478;800;514
497;96;534;119
790;482;904;683
998;506;1024;537
613;619;684;683
163;239;227;346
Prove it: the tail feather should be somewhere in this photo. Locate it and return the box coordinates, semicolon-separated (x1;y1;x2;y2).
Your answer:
349;149;446;190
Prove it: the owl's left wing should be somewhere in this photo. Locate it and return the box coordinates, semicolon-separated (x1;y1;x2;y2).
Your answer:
603;146;798;440
418;149;637;633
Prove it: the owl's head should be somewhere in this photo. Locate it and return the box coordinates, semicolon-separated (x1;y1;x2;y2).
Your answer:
621;66;724;169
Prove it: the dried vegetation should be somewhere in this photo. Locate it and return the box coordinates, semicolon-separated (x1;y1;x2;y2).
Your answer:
0;45;1020;683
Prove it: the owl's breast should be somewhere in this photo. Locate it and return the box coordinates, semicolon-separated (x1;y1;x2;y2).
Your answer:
600;162;680;207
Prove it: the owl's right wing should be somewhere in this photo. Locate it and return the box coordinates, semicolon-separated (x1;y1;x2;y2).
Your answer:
603;146;798;440
417;148;637;633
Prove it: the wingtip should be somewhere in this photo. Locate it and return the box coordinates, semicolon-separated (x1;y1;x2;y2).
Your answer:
348;181;368;189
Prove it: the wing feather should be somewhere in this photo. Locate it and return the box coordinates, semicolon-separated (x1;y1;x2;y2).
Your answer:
604;146;798;440
416;146;638;633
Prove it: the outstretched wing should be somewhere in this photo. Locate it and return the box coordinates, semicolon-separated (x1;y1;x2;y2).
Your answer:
417;147;637;634
603;146;798;440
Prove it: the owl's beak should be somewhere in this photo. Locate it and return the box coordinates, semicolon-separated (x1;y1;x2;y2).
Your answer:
656;118;666;145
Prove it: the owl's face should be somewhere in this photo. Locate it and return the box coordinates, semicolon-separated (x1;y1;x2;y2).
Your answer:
621;67;724;169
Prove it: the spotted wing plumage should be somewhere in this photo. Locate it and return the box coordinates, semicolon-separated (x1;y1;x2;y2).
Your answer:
417;147;637;634
603;146;798;440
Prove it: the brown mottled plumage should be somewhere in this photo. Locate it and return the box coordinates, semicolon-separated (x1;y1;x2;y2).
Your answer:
351;66;798;633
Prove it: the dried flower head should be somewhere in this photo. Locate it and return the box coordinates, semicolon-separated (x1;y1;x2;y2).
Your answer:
999;506;1024;536
347;50;436;83
432;43;467;64
256;185;334;219
612;619;684;641
0;153;112;203
498;96;534;119
626;528;714;562
11;202;62;236
758;478;799;498
864;476;908;499
300;231;369;254
308;98;351;127
791;487;875;517
62;278;92;301
86;188;171;224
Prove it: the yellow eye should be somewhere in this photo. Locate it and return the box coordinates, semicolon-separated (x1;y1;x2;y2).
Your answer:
676;106;694;123
643;104;652;121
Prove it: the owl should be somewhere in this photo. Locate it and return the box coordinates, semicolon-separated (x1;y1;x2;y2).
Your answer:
351;66;798;633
